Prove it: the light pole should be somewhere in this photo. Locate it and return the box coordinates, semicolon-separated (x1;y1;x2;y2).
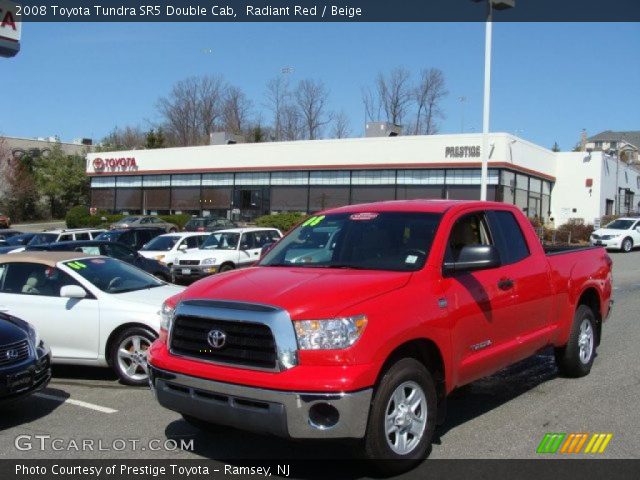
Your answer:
474;0;515;200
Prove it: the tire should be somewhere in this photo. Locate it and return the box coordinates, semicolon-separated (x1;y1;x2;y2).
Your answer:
555;304;597;377
362;358;437;474
219;263;235;273
109;327;157;386
181;414;226;433
621;237;633;253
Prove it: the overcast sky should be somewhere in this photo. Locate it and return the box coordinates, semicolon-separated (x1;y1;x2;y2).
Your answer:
3;22;639;150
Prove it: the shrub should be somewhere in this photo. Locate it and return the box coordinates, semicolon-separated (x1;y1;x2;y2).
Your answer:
65;206;91;229
255;212;307;233
556;218;594;244
160;214;191;230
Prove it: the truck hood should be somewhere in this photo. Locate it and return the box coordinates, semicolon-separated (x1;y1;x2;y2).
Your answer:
182;267;412;319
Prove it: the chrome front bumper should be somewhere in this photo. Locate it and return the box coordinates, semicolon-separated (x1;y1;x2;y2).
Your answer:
149;366;372;439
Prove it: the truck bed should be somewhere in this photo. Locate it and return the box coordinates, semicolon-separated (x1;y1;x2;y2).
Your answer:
543;244;599;256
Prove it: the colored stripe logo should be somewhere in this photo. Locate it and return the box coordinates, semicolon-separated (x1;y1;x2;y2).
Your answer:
537;433;613;454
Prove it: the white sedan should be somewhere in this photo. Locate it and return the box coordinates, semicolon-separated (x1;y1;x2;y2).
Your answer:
590;217;640;252
0;252;184;385
138;232;209;267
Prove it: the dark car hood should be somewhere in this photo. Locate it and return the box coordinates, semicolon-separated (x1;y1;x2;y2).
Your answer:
0;313;29;345
182;266;412;319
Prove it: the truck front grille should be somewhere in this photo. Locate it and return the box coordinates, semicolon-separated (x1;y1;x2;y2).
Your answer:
170;316;277;370
0;339;30;366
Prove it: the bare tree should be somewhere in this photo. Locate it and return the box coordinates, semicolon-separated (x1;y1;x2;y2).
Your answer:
362;86;381;123
157;75;225;146
280;103;304;141
331;110;351;139
98;126;146;151
223;86;253;135
294;79;331;140
264;76;291;141
413;68;448;135
376;67;412;126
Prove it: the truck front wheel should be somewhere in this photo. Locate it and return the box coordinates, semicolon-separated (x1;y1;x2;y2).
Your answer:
555;304;597;377
363;358;437;473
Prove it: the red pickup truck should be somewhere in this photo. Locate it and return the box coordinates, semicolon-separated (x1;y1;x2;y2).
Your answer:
148;200;612;471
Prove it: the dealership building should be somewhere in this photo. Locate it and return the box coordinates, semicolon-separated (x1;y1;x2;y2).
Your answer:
85;132;640;226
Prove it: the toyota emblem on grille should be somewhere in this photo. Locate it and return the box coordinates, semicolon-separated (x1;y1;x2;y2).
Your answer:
5;349;19;360
207;329;227;349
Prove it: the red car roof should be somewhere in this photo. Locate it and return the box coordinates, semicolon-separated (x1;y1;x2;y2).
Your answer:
319;199;510;215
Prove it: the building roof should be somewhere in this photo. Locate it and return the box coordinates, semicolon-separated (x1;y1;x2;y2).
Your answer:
587;130;640;148
0;251;99;266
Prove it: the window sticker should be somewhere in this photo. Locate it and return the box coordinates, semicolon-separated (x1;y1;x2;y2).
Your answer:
350;212;379;221
302;215;325;227
405;255;418;264
67;261;87;270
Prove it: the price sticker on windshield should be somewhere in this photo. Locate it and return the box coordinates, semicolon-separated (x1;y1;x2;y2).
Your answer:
350;212;379;221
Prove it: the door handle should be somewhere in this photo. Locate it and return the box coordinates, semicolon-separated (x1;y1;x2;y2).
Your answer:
498;278;514;291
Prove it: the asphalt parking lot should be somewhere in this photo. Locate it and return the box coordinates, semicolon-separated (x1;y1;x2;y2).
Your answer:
1;249;638;469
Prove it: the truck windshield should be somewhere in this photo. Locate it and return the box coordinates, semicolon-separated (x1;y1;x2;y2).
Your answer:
605;219;635;230
260;212;441;271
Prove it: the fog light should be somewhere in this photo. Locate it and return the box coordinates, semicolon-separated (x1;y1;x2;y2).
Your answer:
308;402;340;430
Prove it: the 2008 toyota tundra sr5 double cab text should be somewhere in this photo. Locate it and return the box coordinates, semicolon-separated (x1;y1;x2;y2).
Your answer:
148;200;612;471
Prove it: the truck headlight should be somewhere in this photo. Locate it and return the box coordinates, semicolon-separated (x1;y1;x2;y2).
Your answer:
294;315;368;350
160;301;175;332
202;258;217;265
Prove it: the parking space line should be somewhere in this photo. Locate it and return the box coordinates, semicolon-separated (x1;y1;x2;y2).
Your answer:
34;393;118;414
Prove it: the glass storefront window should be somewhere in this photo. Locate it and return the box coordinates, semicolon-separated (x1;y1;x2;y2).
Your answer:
499;185;515;205
115;189;142;211
171;188;200;211
91;176;116;188
309;171;350;185
91;189;115;210
542;181;551;195
171;174;200;186
446;169;499;185
116;176;142;187
143;188;170;211
516;174;529;190
397;170;445;185
501;171;515;187
515;189;528;214
350;186;396;204
529;178;542;194
308;186;350;211
202;173;233;186
541;194;550;221
396;185;443;199
270;187;308;211
351;170;396;185
143;175;170;187
270;171;309;185
235;172;270;185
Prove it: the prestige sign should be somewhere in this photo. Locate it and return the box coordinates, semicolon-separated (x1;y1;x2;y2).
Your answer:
93;157;138;172
0;0;20;58
445;145;481;158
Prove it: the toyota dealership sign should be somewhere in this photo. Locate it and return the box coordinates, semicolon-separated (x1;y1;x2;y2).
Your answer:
0;0;20;57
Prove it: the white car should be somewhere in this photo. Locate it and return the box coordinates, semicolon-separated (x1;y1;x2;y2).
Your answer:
171;228;282;283
138;232;210;267
0;252;184;385
6;228;106;254
591;217;640;252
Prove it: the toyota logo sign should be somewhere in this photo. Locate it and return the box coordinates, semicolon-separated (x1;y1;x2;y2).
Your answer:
92;157;137;172
5;349;19;361
207;329;227;349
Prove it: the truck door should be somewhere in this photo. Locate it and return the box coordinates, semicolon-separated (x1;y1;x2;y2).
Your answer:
485;209;554;356
442;211;521;385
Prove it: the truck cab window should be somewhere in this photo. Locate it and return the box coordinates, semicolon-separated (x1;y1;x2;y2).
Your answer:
447;213;492;262
487;210;530;264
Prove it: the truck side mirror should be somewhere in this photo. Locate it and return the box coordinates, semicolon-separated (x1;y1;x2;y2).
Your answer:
443;245;501;274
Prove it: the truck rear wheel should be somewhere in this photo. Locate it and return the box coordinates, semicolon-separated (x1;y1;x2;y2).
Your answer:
362;358;437;474
555;304;597;377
